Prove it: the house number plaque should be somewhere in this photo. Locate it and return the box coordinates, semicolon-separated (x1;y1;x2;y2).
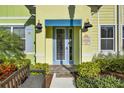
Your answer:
82;34;91;45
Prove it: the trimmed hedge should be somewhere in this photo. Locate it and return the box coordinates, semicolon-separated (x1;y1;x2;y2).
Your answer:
76;75;124;88
76;62;100;77
75;54;124;88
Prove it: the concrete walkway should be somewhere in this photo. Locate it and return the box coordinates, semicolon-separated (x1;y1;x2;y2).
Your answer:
50;73;75;88
19;74;44;88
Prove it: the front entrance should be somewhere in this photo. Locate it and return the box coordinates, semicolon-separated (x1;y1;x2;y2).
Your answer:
53;27;73;65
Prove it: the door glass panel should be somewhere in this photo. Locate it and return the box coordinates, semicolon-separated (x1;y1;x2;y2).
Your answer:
56;29;65;60
69;29;73;60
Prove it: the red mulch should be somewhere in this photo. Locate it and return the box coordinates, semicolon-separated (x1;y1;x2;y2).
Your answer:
0;64;17;81
42;74;53;88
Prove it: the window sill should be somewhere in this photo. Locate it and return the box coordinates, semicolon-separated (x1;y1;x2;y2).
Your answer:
100;50;116;55
24;52;35;55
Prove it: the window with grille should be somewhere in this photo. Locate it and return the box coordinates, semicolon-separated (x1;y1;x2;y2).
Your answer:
100;25;115;51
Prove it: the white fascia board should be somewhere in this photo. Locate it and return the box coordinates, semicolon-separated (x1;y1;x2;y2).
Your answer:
0;16;31;20
0;23;25;25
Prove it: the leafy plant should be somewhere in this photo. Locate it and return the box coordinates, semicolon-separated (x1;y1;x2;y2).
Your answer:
92;53;124;73
3;59;31;69
75;53;124;88
76;62;100;77
76;75;124;88
30;63;49;75
0;27;25;62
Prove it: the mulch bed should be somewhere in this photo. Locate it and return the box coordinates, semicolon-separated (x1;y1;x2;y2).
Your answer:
42;73;53;88
100;71;124;80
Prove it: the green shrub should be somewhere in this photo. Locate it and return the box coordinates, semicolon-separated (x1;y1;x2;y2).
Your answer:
76;62;100;77
110;59;124;73
30;63;49;75
95;58;111;72
93;53;124;73
3;59;31;69
75;53;124;88
76;75;124;88
96;58;124;73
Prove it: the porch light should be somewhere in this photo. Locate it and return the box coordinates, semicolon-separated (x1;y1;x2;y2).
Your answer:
36;20;42;33
82;18;93;32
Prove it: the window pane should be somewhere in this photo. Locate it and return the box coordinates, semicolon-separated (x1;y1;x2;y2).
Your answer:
101;39;113;50
107;39;113;50
101;27;107;38
123;39;124;50
69;29;73;60
101;39;107;50
123;27;124;38
56;29;65;60
101;25;114;50
107;27;113;38
13;27;25;38
0;26;11;32
101;26;114;38
20;39;25;51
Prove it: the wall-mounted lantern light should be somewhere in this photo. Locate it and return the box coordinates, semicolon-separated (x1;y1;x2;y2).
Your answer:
82;18;93;32
36;20;42;33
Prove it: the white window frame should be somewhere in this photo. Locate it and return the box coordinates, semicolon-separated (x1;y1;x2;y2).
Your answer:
100;25;115;52
0;25;26;52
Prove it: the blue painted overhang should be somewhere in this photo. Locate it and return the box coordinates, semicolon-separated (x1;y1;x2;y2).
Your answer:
45;19;82;26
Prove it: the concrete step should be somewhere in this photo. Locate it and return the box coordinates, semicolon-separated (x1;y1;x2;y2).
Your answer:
56;72;73;77
50;65;76;73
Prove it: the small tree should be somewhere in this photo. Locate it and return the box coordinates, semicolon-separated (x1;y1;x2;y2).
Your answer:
0;27;25;62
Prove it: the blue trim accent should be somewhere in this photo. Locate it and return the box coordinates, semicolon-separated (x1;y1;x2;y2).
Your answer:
45;19;82;26
53;27;56;65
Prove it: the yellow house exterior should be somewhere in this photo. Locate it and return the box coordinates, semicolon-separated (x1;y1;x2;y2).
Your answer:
35;5;124;65
0;5;124;65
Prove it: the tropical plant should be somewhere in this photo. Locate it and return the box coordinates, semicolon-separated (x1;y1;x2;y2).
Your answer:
0;27;25;62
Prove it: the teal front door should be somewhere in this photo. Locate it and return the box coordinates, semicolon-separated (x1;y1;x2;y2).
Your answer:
53;27;73;65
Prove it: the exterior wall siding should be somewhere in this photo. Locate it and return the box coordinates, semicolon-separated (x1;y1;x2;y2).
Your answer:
1;5;124;64
82;9;99;62
120;6;124;54
46;27;53;65
36;5;124;64
36;5;91;64
0;6;30;17
0;5;35;64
